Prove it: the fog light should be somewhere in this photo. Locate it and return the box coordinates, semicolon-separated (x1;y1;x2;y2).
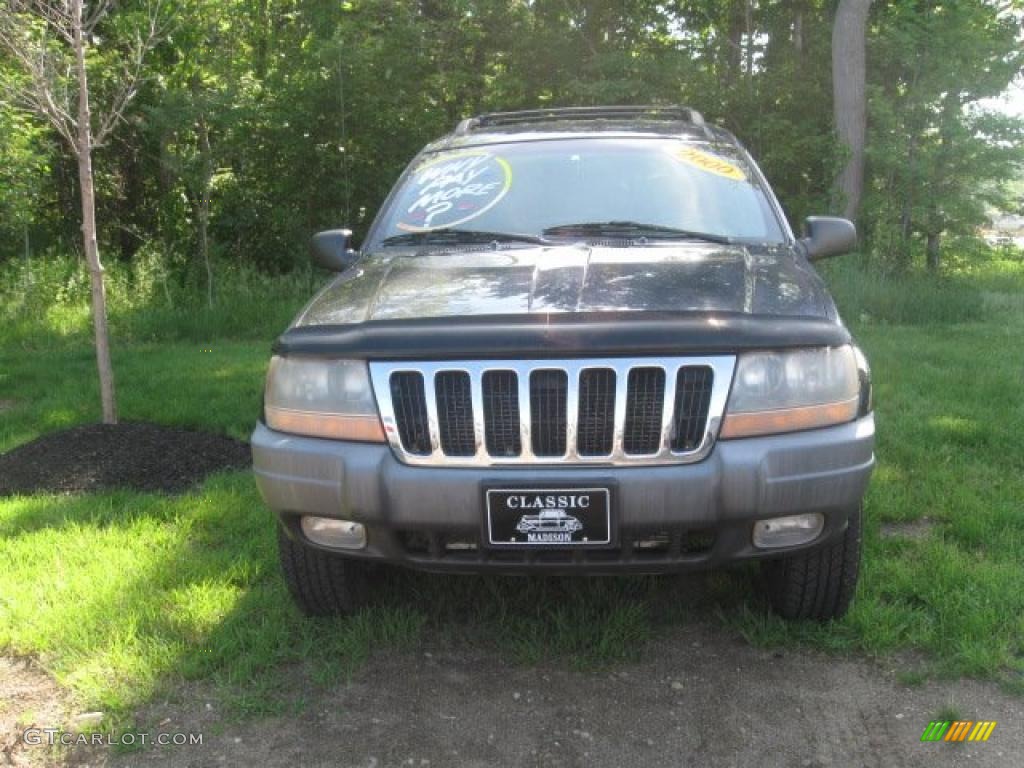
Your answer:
300;516;367;550
752;513;824;549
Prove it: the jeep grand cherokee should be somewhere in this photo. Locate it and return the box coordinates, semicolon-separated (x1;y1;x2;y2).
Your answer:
252;106;874;621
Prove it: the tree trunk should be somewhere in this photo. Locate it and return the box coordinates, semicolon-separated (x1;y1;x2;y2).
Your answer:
73;0;117;424
832;0;871;222
897;199;913;267
253;0;269;79
897;133;917;268
923;92;957;274
793;6;804;55
726;3;744;84
926;231;940;271
744;0;754;80
197;110;214;308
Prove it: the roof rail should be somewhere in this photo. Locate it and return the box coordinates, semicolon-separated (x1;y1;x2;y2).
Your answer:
454;105;707;136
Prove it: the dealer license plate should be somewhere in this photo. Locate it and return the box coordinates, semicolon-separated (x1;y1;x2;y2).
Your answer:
485;488;612;546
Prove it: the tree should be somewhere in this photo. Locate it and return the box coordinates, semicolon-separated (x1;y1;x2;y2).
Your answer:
832;0;871;222
0;0;165;423
1;0;1018;281
149;0;241;308
0;106;48;259
867;0;1024;270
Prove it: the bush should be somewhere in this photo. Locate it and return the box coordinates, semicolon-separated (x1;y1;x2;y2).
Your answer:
818;257;1023;326
0;250;319;349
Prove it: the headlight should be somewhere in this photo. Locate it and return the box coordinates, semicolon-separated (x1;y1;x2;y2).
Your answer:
264;356;384;442
720;345;860;439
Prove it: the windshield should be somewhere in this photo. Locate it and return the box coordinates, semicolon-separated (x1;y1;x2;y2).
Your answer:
372;138;786;246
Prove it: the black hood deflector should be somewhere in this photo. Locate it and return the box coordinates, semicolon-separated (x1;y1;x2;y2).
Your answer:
273;311;850;359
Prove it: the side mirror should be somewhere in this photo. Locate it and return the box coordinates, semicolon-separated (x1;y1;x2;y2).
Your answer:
801;216;857;261
311;229;359;272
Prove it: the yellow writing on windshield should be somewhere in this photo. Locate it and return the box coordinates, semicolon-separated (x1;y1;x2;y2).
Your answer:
671;146;746;181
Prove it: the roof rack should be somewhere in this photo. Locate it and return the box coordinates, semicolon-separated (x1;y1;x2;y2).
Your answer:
454;105;707;136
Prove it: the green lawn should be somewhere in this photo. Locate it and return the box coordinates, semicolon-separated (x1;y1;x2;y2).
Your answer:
1;260;1022;732
0;342;266;454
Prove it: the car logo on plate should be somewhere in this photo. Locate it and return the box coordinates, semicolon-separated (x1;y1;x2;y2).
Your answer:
515;509;584;543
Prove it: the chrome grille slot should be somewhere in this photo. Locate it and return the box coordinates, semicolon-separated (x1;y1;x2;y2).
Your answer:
389;372;431;455
371;356;735;467
482;370;521;457
577;368;616;456
530;370;568;457
672;366;714;452
623;367;665;455
435;371;475;456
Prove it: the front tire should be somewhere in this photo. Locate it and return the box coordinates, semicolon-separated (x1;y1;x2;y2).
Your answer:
761;505;862;621
277;523;372;616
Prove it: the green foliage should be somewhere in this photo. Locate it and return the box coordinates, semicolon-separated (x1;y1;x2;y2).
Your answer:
819;244;1024;324
3;0;1017;275
0;252;316;350
865;0;1024;269
0;104;51;253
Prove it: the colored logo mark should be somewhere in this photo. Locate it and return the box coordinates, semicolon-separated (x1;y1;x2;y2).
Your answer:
920;721;997;742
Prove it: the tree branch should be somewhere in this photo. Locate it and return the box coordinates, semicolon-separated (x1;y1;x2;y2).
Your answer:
0;7;78;149
8;1;75;44
82;0;112;35
93;0;169;146
1;0;170;149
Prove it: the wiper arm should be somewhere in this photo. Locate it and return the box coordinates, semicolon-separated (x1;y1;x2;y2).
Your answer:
381;228;548;247
542;221;733;245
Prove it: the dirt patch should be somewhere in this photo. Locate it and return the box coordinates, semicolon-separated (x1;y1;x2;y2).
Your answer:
99;624;1022;768
0;656;106;768
0;399;17;413
0;422;250;497
6;624;1023;768
0;656;69;768
880;517;937;541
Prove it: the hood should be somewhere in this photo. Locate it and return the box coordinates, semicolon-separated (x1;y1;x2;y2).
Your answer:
294;242;835;328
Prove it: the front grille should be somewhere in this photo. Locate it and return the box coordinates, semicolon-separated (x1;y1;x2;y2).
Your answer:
370;356;734;467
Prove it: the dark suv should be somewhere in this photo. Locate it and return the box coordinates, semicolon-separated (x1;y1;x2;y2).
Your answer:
252;106;874;621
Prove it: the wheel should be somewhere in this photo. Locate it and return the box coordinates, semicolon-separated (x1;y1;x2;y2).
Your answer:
277;523;372;616
761;505;862;621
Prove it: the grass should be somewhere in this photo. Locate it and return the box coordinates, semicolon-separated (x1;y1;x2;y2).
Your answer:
1;254;1023;728
932;703;964;728
0;475;423;728
0;342;268;453
0;253;317;352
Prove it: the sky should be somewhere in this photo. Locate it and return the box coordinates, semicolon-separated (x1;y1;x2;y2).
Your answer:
979;79;1024;118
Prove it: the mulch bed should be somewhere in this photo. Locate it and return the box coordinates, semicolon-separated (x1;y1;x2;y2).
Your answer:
0;422;251;497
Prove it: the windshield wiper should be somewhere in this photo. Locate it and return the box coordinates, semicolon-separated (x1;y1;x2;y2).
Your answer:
542;221;734;245
380;228;548;247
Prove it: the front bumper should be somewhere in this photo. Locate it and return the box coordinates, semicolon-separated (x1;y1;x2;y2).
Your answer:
251;415;874;574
